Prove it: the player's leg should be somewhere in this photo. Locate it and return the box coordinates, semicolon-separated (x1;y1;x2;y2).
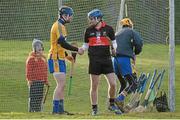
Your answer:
115;57;137;110
115;74;138;111
117;75;126;94
103;58;122;114
48;59;66;114
103;58;116;100
112;57;126;94
89;57;102;115
105;73;122;114
123;74;137;94
90;74;100;115
105;73;116;100
52;72;66;114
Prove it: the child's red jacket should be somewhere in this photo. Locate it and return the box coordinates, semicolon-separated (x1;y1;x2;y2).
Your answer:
26;52;48;84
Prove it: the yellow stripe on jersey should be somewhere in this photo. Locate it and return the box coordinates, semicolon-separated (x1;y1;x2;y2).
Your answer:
53;60;59;72
48;21;67;60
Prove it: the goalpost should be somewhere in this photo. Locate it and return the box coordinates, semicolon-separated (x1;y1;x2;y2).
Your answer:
169;0;175;112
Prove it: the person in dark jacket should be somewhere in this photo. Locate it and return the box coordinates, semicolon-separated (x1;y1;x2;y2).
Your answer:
113;18;143;111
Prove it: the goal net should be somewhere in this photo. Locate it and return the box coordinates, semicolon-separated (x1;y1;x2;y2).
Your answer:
0;0;174;113
116;0;173;111
61;0;171;111
0;0;121;113
117;0;169;71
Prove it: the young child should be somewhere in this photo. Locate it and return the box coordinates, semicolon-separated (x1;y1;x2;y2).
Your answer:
26;39;49;112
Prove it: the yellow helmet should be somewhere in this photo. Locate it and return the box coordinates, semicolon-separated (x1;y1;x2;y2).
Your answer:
120;18;133;27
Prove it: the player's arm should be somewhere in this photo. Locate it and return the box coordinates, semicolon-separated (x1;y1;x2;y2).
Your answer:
108;26;117;49
81;43;89;51
132;31;143;55
81;29;89;51
111;40;117;50
107;27;117;56
57;35;78;52
26;57;34;85
50;26;59;60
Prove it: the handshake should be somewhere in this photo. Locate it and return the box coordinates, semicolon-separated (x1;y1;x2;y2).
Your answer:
77;47;84;55
70;42;87;56
70;42;84;55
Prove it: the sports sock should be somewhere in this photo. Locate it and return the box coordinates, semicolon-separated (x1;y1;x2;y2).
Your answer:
53;100;60;113
117;94;125;101
92;104;97;110
59;99;64;113
109;98;115;106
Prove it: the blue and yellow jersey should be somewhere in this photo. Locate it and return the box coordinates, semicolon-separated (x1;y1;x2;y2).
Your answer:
48;21;67;60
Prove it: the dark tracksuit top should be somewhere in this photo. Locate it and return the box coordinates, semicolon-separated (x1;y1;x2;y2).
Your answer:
115;27;143;59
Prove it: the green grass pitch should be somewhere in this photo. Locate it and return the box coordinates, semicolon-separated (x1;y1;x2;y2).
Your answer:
0;40;180;119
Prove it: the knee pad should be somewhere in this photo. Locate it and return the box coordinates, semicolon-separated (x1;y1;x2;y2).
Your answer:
124;74;138;94
132;72;137;81
117;75;127;94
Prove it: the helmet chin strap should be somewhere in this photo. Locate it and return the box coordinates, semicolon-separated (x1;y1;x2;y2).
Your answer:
58;17;66;25
59;14;71;24
94;17;101;27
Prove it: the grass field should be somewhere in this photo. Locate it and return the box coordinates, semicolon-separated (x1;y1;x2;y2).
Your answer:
0;40;179;119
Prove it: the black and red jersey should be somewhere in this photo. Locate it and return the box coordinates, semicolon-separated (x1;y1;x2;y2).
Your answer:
84;22;115;58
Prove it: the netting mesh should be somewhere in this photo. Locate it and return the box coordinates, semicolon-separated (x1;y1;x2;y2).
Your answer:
61;0;121;42
116;0;169;72
125;0;169;44
0;0;57;40
117;0;170;107
0;0;121;112
0;0;171;113
28;81;44;112
0;0;58;112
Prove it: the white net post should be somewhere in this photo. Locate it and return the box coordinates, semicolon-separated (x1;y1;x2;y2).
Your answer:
116;0;125;33
58;0;62;9
169;0;175;112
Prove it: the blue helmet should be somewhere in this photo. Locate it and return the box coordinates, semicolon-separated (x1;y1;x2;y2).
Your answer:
59;6;74;16
88;9;103;19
